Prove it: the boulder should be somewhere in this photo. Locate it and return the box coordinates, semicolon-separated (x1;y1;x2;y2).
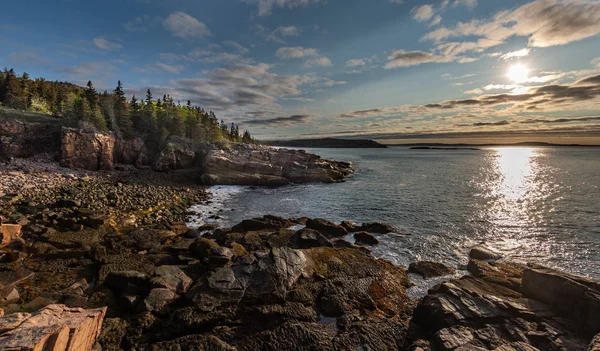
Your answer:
0;224;21;247
144;288;177;312
151;266;193;294
408;261;456;279
522;266;600;332
104;271;150;296
305;218;348;238
153;137;200;171
354;232;380;246
289;228;333;249
114;137;148;168
189;237;220;259
351;222;395;234
60;128;115;171
0;304;106;351
589;333;600;351
469;244;502;261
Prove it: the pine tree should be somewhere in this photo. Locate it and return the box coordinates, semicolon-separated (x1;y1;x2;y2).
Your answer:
84;81;97;110
113;81;132;137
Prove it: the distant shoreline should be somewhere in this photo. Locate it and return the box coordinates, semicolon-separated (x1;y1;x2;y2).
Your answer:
386;141;600;147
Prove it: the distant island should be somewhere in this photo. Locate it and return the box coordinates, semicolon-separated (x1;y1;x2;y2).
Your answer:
265;138;387;148
409;146;481;150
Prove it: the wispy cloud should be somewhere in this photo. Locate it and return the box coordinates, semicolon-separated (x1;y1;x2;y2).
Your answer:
276;46;318;59
163;12;212;39
241;0;325;16
501;48;530;60
93;37;122;50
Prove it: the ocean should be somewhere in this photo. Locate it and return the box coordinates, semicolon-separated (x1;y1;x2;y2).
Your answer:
188;146;600;282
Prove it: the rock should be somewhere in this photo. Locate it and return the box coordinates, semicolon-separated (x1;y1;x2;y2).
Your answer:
469;244;502;261
209;247;233;266
436;326;474;350
290;228;333;249
60;128;115;171
0;224;21;247
149;334;236;351
189;237;220;259
409;261;456;279
200;143;352;185
144;288;177;312
104;271;149;296
353;232;380;246
153;136;199;171
0;285;19;306
0;304;106;351
305;218;348;238
151;266;192;294
0;312;31;333
351;222;395;234
522;266;600;332
114;137;148;168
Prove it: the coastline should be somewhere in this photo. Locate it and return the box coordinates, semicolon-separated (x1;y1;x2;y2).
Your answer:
1;157;600;350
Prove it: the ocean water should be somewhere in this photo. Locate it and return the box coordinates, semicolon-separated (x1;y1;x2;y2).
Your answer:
189;146;600;280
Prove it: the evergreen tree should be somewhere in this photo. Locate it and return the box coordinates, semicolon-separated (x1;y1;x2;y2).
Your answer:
113;81;132;137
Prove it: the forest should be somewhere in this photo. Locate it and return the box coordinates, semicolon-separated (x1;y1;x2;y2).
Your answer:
0;68;256;151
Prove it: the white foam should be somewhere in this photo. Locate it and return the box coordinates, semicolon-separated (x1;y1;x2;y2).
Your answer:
186;186;247;229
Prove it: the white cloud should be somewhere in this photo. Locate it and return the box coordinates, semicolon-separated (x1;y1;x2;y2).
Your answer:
424;0;600;49
501;48;531;60
345;59;366;68
430;15;442;27
135;62;185;74
412;5;435;22
163;12;212;39
93;37;122;50
241;0;325;16
305;57;332;67
266;26;302;43
276;46;318;59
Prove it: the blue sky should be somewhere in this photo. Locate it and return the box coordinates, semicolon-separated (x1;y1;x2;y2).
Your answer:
1;0;600;141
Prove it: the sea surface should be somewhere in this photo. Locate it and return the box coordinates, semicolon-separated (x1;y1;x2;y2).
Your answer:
189;146;600;281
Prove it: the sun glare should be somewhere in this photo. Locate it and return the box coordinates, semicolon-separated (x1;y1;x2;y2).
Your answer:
507;64;530;83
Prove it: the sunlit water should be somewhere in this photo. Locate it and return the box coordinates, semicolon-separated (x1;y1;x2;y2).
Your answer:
189;147;600;279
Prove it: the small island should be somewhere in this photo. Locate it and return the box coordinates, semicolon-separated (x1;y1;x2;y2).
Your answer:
264;137;388;148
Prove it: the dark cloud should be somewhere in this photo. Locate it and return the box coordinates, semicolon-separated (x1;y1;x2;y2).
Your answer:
242;114;315;127
456;120;510;127
425;74;600;111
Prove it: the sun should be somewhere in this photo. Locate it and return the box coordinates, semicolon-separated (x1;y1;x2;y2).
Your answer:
507;64;530;83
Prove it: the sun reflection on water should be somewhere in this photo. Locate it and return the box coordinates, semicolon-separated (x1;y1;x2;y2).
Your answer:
478;147;550;257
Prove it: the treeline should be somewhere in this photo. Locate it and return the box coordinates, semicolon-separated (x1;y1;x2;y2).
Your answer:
0;68;256;148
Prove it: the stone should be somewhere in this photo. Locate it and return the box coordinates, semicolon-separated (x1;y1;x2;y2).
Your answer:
469;244;502;261
305;218;348;238
409;261;456;279
354;232;380;246
144;288;177;312
0;285;19;306
436;326;474;350
189;237;220;259
0;312;31;333
209;247;233;266
351;222;395;234
151;266;193;294
0;224;21;247
104;271;150;296
290;228;333;249
0;304;106;351
522;266;600;332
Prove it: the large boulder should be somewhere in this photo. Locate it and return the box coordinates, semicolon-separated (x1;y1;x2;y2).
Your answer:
306;218;348;238
408;261;456;279
114;137;148;168
60;128;115;171
522;266;600;333
154;136;201;171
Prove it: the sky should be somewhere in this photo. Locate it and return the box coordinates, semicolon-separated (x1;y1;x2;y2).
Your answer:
1;0;600;143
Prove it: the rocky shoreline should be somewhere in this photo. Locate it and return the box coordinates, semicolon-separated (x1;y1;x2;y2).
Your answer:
0;164;600;350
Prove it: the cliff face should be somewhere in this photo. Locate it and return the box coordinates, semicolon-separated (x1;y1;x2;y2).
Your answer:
0;119;62;161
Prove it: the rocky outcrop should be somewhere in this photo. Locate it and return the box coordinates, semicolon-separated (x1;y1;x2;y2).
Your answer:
408;261;456;279
60;128;115;171
0;304;106;351
153;136;204;172
410;251;600;351
200;143;353;185
113;137;148;168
